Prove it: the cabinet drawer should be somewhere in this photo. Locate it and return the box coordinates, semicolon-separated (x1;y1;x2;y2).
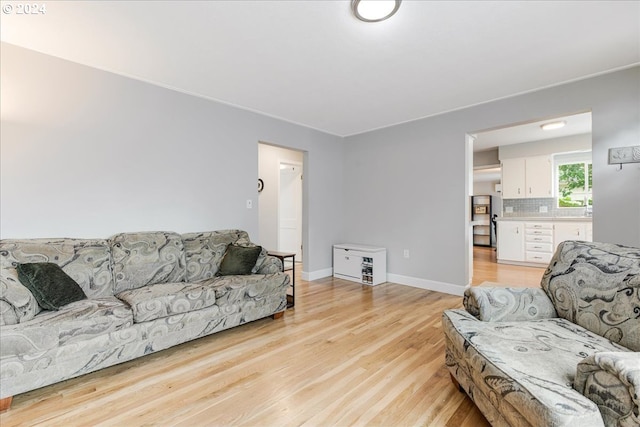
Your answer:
525;222;553;230
526;234;553;243
526;251;552;264
525;242;553;253
525;228;553;236
333;249;362;279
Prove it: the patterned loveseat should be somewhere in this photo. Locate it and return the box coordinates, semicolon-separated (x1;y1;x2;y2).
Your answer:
0;230;289;410
443;241;640;427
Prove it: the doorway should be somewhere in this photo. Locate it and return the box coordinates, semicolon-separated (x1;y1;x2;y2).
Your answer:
258;143;305;269
466;111;592;284
278;162;303;258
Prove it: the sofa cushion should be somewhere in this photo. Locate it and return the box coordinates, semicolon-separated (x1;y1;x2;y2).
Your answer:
218;245;263;276
443;309;629;427
16;263;87;311
116;282;217;323
0;296;133;357
542;240;640;351
182;232;232;282
0;238;114;325
182;230;265;281
110;231;186;294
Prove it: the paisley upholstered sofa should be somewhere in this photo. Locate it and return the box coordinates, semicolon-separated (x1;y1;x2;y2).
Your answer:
0;230;289;411
443;240;640;427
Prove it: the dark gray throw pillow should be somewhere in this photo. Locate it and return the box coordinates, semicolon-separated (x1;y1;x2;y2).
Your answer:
218;245;262;276
16;263;87;310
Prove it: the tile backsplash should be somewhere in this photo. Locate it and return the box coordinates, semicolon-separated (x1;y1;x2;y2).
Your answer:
502;198;590;217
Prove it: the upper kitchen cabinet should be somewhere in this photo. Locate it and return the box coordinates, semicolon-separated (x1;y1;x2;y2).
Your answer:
501;155;552;199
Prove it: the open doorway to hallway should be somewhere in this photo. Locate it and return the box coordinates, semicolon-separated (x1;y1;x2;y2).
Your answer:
258;142;304;271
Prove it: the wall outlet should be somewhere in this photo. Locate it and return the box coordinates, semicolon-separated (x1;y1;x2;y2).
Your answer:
403;249;410;258
505;206;514;213
246;199;253;209
539;206;548;213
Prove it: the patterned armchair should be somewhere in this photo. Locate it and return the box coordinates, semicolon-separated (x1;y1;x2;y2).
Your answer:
443;241;640;427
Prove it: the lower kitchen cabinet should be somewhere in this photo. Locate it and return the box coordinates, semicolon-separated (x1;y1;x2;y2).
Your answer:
497;221;524;262
554;222;591;250
497;220;592;267
525;223;554;264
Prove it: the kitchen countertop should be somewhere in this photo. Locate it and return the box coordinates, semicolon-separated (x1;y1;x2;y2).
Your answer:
496;217;592;222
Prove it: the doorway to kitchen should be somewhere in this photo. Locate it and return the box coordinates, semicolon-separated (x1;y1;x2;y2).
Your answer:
466;111;592;284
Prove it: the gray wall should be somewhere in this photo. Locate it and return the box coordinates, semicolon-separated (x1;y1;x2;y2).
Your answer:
343;66;640;291
0;43;344;276
2;42;638;292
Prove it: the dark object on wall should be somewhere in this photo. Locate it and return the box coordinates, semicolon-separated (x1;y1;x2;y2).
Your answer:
258;179;264;193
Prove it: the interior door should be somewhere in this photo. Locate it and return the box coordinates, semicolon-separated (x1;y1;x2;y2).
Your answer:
279;163;302;258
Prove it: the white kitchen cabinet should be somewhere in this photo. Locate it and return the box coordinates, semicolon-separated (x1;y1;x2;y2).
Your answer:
501;158;526;199
501;156;552;199
554;222;591;251
497;221;524;262
525;222;554;264
333;244;387;286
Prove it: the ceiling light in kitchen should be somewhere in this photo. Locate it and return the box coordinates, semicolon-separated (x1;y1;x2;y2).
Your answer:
540;121;566;131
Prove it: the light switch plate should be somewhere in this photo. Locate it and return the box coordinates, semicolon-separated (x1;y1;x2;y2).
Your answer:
505;206;514;213
539;206;548;213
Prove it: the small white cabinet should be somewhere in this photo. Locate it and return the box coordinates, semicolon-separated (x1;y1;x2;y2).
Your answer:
501;155;552;199
497;221;524;262
554;222;590;251
333;244;387;286
525;222;554;264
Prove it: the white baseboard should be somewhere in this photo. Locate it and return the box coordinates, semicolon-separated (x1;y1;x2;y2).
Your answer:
301;269;465;296
302;268;333;282
386;273;465;296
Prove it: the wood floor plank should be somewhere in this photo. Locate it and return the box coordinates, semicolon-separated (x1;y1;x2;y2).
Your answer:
0;248;544;426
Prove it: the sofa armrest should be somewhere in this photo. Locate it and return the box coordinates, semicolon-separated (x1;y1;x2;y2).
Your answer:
463;286;557;321
574;352;640;427
256;255;283;274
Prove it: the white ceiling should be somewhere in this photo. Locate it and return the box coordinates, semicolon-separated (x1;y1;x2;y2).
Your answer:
473;111;592;152
1;1;638;137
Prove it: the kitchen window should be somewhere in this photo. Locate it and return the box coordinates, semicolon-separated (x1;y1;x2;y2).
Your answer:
555;151;592;208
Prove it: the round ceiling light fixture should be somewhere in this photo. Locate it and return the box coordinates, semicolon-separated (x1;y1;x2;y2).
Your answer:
352;0;401;22
540;121;566;131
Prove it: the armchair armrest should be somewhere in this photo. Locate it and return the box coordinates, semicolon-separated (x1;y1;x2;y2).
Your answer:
256;255;283;275
463;286;557;321
574;352;640;427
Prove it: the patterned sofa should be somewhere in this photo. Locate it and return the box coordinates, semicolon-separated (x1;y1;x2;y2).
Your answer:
443;240;640;427
0;230;290;410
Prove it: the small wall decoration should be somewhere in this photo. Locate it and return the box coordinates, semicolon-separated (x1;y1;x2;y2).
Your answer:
608;145;640;170
258;179;264;193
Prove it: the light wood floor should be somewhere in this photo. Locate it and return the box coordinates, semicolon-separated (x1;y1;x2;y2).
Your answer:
0;248;545;426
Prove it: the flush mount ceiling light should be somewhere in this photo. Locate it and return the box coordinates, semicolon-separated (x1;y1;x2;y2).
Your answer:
540;121;566;131
352;0;401;22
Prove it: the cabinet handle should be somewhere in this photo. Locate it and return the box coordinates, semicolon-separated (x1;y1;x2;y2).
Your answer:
518;188;521;194
529;187;532;194
516;227;519;234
